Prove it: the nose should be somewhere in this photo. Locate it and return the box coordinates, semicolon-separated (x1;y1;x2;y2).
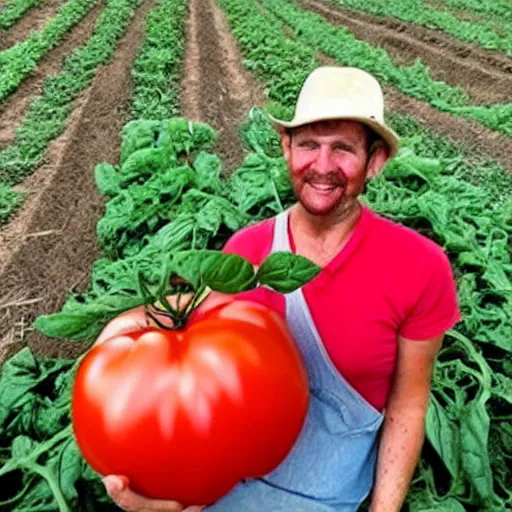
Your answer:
314;145;335;174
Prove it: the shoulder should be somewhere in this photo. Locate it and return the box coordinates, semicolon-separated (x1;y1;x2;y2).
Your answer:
222;217;276;265
368;209;450;271
365;210;460;338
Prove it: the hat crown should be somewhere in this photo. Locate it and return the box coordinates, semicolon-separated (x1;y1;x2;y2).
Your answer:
268;66;400;157
294;67;385;122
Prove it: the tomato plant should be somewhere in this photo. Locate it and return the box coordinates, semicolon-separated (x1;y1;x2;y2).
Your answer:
72;295;309;506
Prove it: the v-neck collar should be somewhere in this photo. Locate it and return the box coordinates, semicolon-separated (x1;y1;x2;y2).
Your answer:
287;204;374;275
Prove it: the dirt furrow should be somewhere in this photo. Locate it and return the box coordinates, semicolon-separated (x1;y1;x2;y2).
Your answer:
0;0;106;146
0;0;65;51
309;1;512;74
300;0;512;106
180;0;267;173
0;0;154;364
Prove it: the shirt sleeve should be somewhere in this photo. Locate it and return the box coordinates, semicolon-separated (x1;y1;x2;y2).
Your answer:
399;249;462;340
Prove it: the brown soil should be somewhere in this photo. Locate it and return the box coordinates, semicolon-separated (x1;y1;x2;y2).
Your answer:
0;0;65;51
0;0;154;364
309;1;512;75
300;0;512;105
0;0;105;146
383;88;512;171
180;0;267;173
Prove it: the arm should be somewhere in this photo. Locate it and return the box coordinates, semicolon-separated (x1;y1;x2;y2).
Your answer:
369;334;444;512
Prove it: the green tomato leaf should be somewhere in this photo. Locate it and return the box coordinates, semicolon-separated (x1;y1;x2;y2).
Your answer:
172;250;256;293
426;394;460;479
12;435;37;459
460;400;496;504
34;294;145;341
56;438;83;502
256;251;321;293
203;254;256;293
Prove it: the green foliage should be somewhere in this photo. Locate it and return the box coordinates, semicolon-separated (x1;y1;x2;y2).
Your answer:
0;0;143;225
0;0;98;103
218;0;317;105
0;182;24;224
0;349;116;511
130;0;186;119
96;118;218;258
443;0;512;24
169;249;319;294
0;0;41;30
257;252;322;293
330;0;512;56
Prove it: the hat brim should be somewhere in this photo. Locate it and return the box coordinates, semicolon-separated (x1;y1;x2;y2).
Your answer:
268;112;399;158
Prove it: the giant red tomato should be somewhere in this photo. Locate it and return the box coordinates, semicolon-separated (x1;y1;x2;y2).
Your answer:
72;298;309;506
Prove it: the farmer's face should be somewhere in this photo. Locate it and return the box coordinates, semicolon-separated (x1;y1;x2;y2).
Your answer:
281;120;382;218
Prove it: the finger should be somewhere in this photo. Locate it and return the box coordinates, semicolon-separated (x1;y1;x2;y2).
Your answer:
102;475;183;512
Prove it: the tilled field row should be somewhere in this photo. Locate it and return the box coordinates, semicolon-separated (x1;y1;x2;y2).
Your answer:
302;0;512;105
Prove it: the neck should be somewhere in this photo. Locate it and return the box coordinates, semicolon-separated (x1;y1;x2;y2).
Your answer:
289;201;363;266
292;200;362;238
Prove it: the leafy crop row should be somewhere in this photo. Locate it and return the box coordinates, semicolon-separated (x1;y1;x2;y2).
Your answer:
0;182;24;224
130;0;186;119
329;0;512;56
261;0;512;137
0;0;143;225
442;0;512;24
0;0;99;104
0;0;41;30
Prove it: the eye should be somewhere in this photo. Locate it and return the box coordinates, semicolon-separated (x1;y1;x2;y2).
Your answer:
297;140;317;150
332;143;352;153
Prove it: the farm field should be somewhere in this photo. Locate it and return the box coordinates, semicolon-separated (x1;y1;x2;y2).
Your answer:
0;0;511;510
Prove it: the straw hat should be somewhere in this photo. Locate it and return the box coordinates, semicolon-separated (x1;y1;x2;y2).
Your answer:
268;66;399;157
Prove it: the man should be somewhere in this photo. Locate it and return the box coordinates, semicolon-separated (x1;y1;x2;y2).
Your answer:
101;66;461;511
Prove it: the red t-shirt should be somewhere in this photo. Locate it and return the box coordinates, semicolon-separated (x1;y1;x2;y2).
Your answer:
222;205;461;411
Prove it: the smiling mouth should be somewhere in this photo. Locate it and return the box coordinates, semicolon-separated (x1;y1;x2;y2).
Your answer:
308;183;339;192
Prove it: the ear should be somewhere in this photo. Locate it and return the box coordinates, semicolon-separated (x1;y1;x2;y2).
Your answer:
279;130;292;163
366;143;390;180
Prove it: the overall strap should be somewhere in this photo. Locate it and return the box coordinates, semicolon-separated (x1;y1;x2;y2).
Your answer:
270;209;382;419
271;209;292;253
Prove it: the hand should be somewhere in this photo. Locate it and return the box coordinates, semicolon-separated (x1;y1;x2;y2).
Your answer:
103;475;205;512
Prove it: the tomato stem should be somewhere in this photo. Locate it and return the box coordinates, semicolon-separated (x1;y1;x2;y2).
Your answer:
137;270;211;330
144;305;175;330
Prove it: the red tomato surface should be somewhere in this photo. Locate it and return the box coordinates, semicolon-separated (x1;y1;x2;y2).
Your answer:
72;297;309;506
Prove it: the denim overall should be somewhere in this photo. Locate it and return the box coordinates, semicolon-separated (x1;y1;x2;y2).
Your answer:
207;210;384;511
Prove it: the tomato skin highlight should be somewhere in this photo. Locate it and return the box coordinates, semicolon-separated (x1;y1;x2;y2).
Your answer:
72;299;309;505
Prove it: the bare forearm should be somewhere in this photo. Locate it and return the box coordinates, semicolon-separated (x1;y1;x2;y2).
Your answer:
370;406;426;512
